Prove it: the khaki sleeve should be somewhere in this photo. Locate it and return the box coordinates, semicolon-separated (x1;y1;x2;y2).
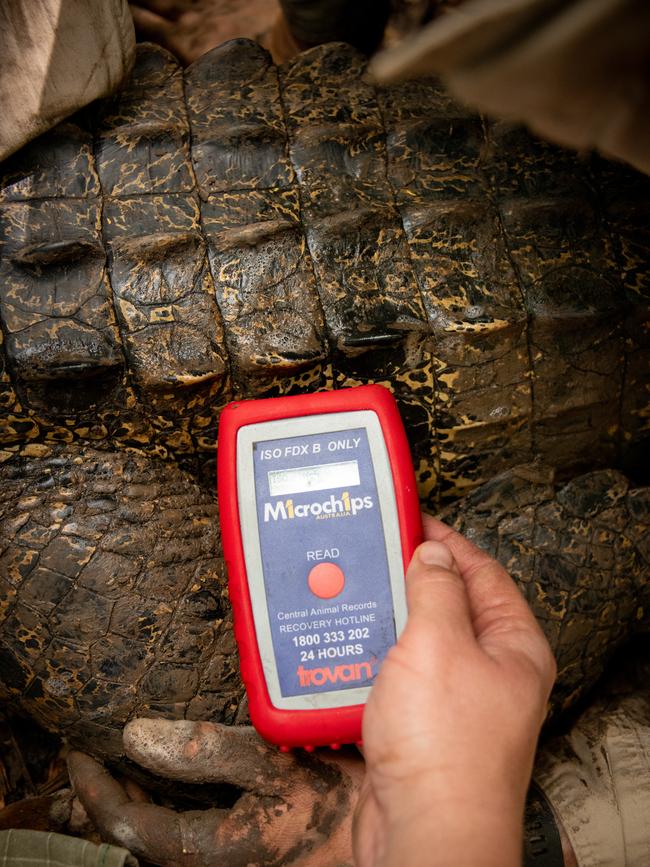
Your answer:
0;0;136;161
370;0;650;175
0;829;138;867
533;692;650;867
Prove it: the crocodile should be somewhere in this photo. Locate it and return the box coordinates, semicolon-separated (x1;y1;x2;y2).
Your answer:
0;40;648;509
0;40;648;762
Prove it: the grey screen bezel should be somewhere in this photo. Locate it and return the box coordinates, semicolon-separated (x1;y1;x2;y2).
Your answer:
236;409;408;710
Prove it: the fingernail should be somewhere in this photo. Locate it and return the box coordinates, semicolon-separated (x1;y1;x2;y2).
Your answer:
419;541;454;568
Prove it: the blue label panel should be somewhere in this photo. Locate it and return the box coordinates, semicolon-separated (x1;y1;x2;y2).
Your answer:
253;427;396;698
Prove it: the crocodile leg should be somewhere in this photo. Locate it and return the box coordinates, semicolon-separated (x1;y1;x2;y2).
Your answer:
0;445;242;760
0;445;647;758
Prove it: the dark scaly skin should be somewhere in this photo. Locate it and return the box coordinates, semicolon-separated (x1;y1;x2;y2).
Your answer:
0;41;648;507
438;465;650;715
0;446;647;761
0;40;648;860
0;447;239;762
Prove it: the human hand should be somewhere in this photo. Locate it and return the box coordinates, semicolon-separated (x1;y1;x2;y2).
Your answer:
354;515;556;867
129;0;280;65
68;516;555;867
68;720;363;866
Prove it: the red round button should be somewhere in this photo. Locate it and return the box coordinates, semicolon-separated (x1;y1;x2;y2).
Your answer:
307;562;345;599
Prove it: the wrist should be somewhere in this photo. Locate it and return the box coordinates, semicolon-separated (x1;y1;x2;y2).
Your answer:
372;766;529;867
379;797;524;867
375;752;533;826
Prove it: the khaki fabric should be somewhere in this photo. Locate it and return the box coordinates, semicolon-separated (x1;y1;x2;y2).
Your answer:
0;0;135;162
0;829;138;866
369;0;650;174
534;692;650;867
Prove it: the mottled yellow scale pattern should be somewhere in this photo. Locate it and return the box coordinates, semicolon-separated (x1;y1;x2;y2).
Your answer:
202;188;326;385
333;338;438;509
0;41;648;502
185;40;293;195
378;88;534;498
96;46;194;196
259;361;335;401
0;125;101;203
379;84;650;497
280;45;429;352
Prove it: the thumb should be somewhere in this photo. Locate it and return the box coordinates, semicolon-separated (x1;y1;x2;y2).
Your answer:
404;541;476;644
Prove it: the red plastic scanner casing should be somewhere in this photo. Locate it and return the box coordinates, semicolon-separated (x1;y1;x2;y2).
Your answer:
217;385;422;748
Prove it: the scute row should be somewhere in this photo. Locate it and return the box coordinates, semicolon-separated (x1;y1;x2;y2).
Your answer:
0;40;648;503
